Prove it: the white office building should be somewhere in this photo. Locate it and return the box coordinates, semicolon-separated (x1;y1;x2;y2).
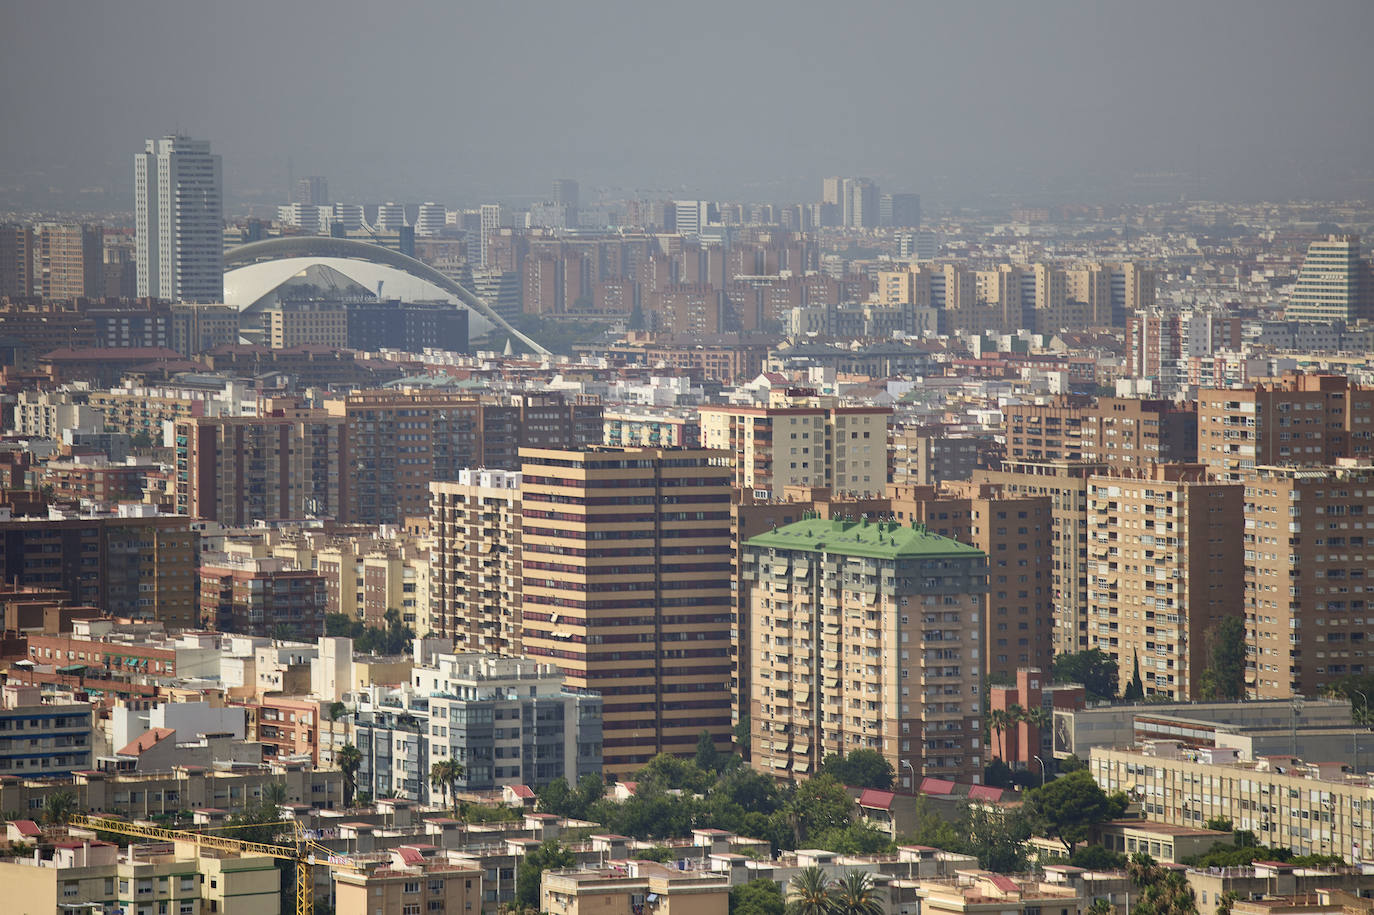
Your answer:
135;135;223;302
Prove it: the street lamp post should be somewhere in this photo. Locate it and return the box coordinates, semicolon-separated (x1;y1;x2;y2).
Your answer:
1032;754;1047;788
901;759;915;793
1354;690;1369;774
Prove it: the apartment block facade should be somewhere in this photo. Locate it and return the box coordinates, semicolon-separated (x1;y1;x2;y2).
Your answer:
198;553;327;639
174;404;344;523
699;393;891;499
1198;373;1374;481
1245;465;1374;699
889;481;1055;683
974;460;1107;657
743;518;989;787
1004;396;1197;472
519;447;733;774
429;469;524;652
1086;465;1244;700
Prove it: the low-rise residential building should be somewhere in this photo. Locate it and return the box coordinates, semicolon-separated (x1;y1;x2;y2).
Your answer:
335;854;483;915
542;864;730;915
0;683;93;778
3;834;282;915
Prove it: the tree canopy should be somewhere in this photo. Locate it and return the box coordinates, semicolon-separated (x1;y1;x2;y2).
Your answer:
817;750;895;790
325;609;415;656
731;879;784;915
1199;616;1247;701
1051;650;1119;702
516;840;576;907
1023;770;1128;852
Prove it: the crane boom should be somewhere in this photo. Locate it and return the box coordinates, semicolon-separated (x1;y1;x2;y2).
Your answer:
69;813;326;915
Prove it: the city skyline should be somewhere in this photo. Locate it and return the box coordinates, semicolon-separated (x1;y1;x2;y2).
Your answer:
2;2;1374;212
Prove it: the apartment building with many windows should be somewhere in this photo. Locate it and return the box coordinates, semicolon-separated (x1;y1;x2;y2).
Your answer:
743;517;988;787
518;447;733;774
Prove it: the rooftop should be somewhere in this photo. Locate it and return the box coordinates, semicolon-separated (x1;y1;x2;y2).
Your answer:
746;517;985;561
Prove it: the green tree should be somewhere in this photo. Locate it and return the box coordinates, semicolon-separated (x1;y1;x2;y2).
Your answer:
731;879;785;915
632;845;675;863
1199;616;1247;701
817;750;895;790
1059;754;1086;773
537;777;574;816
1129;853;1199;915
42;790;77;826
696;730;724;774
1024;770;1128;853
636;753;713;794
787;775;853;846
988;708;1012;760
1069;844;1127;870
327;701;347;723
785;866;833;915
516;840;576;908
827;871;884;915
1051;650;1119;702
1088;900;1114;915
336;743;363;808
261;780;288;808
734;714;752;762
1123;654;1146;701
983;759;1015;788
1215;891;1239;915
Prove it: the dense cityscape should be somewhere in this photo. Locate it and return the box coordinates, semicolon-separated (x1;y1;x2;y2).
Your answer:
4;4;1374;915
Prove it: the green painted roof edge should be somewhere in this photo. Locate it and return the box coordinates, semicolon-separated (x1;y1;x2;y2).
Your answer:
744;517;985;560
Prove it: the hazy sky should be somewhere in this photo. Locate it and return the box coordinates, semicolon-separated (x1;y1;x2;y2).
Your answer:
3;0;1373;209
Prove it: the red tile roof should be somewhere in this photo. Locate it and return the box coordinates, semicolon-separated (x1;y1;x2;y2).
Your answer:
988;875;1021;894
118;727;175;757
12;819;40;837
858;788;896;810
919;777;956;796
509;785;535;799
967;785;1005;802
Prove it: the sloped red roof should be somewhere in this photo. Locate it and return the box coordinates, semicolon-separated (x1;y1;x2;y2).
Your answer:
509;785;535;799
396;847;424;864
919;777;956;795
118;727;174;757
988;875;1021;894
967;785;1005;802
13;819;41;837
858;788;895;810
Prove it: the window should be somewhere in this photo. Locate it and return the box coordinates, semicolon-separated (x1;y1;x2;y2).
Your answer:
405;882;422;894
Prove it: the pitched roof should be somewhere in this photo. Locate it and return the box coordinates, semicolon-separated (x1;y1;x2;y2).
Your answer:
12;819;41;837
509;785;535;799
118;727;175;757
746;517;985;561
988;875;1021;894
967;785;1005;802
858;788;895;810
919;777;956;796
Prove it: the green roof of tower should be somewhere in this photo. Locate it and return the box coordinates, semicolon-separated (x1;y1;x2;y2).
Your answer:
745;517;985;561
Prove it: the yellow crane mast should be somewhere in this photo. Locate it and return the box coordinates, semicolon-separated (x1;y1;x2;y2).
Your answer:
69;813;351;915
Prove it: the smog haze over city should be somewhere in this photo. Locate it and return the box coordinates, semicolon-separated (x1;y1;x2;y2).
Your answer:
3;0;1374;211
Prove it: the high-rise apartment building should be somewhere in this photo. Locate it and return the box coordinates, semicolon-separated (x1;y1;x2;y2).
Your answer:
1286;235;1369;324
415;202;446;237
0;508;198;628
743;518;988;786
1198;373;1374;481
174;403;345;523
429;470;523;653
699;393;891;499
293;175;328;206
974;460;1107;657
479;204;501;268
34;223;103;300
0;223;35;297
1245;465;1374;699
1004;397;1197;473
328;391;603;524
889;482;1055;684
135;135;223;302
880;192;921;228
518;447;733;774
1086;464;1244;700
198;552;326;638
553;178;579;226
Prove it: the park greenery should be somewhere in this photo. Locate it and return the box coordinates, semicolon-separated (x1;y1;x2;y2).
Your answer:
324;609;415;655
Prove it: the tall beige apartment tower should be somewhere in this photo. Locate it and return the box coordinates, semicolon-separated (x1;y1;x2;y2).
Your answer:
1086;464;1244;700
1245;464;1374;699
429;469;524;653
518;447;733;775
743;518;988;787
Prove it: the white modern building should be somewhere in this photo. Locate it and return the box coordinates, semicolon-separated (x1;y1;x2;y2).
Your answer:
135;135;223;302
416;203;447;237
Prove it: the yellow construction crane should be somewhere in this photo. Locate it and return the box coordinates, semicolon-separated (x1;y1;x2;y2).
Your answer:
70;813;354;915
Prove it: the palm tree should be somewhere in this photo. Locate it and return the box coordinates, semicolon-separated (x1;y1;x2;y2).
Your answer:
988;708;1011;760
828;871;884;915
1087;899;1113;915
786;866;833;915
430;758;466;818
42;790;77;826
336;743;363;808
262;779;288;810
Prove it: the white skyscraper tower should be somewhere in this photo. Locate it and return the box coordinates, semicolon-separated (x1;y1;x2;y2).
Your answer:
135;135;223;302
479;204;501;268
